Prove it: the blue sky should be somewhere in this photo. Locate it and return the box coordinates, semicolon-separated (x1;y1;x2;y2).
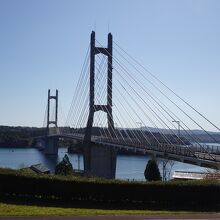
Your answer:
0;0;220;130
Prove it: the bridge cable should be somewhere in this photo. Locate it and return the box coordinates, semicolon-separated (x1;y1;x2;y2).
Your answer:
95;53;150;145
43;101;48;128
113;58;189;145
94;56;120;142
95;58;114;140
94;57;127;143
96;40;176;145
112;47;216;159
112;43;220;157
65;44;90;128
111;41;217;159
70;55;90;130
65;44;90;127
113;41;220;142
94;45;160;144
113;40;220;133
96;40;211;158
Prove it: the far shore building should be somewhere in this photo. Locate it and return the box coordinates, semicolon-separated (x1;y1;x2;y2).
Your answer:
172;171;207;180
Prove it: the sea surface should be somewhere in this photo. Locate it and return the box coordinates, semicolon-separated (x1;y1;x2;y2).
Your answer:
0;147;205;180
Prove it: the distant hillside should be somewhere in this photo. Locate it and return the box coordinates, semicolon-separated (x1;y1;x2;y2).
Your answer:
141;126;220;143
0;126;46;147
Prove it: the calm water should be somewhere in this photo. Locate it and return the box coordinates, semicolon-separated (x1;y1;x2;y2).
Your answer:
0;147;204;180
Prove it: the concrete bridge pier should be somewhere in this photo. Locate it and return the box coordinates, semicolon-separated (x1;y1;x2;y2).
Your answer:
68;140;83;153
44;137;59;155
84;144;117;179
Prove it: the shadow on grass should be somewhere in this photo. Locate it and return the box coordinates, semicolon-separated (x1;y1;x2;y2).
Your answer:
0;195;219;212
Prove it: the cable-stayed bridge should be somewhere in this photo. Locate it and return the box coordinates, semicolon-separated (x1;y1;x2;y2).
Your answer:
39;31;220;178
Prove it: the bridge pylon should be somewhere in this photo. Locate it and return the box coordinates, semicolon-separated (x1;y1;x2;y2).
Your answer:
45;89;59;155
83;31;116;178
47;89;58;133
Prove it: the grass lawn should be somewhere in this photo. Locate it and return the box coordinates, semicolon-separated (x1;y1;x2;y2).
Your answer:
0;203;206;216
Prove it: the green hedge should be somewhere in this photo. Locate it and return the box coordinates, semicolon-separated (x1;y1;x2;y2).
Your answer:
0;168;219;207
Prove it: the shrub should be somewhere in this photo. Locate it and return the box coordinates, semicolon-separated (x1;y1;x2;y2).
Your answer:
0;168;219;209
144;159;161;181
55;154;73;175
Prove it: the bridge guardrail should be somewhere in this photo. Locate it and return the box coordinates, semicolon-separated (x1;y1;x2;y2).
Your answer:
62;133;220;163
92;136;220;162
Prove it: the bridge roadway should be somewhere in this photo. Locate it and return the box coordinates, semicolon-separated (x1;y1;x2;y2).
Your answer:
45;133;220;169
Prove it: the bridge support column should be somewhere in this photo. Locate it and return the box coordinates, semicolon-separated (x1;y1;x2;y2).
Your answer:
44;137;59;155
87;144;117;179
44;89;59;155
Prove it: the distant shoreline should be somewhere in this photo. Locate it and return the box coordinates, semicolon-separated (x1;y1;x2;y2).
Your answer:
0;125;220;149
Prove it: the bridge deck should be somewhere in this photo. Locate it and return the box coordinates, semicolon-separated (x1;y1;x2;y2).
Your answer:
44;133;220;169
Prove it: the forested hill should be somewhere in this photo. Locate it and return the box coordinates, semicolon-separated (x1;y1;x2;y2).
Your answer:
0;126;45;147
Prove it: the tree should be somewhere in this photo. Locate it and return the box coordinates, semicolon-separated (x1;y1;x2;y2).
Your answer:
161;159;175;181
144;159;162;181
55;154;73;175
